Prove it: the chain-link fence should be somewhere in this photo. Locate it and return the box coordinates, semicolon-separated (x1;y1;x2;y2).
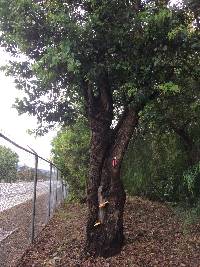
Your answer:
0;133;68;267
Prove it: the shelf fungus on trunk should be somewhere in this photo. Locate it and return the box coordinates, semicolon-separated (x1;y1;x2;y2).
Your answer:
94;186;109;227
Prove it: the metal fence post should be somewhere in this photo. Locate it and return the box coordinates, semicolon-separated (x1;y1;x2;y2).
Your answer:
31;154;38;243
58;170;60;204
0;132;64;246
61;175;64;201
48;163;52;219
55;168;58;204
63;183;67;200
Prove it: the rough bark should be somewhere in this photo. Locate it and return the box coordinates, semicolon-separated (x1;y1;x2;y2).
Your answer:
82;75;158;257
85;106;138;257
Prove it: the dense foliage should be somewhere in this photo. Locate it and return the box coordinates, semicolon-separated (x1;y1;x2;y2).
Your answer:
122;83;200;204
0;1;199;129
0;145;19;183
52;100;200;204
52;118;90;200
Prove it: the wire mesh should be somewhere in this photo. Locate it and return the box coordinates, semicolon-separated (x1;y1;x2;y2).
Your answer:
34;158;50;239
0;133;67;267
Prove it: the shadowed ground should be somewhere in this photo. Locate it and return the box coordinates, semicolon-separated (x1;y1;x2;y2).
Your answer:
0;193;49;267
16;197;200;267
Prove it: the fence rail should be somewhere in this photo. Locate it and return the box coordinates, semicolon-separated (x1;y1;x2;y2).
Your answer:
0;132;67;267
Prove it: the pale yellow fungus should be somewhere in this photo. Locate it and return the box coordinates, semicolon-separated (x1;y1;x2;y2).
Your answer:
94;221;101;227
99;201;109;208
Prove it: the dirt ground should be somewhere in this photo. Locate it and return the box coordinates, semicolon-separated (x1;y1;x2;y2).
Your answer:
0;193;50;267
16;197;200;267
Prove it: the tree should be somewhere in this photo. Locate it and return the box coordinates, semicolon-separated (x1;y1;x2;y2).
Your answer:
52;118;90;201
0;0;199;256
140;81;200;166
0;145;19;183
17;165;49;181
183;0;200;29
122;73;200;203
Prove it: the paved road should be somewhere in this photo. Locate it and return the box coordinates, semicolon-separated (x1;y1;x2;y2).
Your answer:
0;180;66;266
0;181;60;212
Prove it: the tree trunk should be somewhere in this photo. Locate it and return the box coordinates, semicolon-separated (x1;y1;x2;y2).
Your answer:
85;108;138;257
168;122;200;166
86;157;126;257
177;131;199;166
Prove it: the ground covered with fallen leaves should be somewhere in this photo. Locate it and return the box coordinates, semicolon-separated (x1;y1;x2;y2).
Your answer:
16;197;200;267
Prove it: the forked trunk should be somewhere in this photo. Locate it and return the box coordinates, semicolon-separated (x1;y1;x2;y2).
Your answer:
85;109;138;257
86;155;126;257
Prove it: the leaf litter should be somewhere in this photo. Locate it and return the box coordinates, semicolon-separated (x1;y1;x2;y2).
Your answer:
16;197;200;267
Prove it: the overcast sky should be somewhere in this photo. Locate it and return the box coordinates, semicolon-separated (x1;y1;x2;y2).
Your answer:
0;48;57;168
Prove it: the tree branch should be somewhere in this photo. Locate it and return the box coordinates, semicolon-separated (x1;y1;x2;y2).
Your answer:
167;120;194;150
111;108;138;164
111;90;159;165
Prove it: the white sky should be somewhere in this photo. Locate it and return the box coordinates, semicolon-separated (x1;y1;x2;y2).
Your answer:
0;48;57;168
